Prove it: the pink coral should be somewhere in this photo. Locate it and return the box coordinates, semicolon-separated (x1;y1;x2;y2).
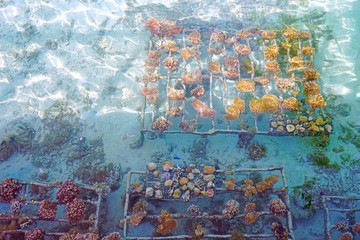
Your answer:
0;178;21;202
24;228;45;240
38;199;57;220
56;180;80;204
269;198;287;216
66;198;85;223
222;199;240;219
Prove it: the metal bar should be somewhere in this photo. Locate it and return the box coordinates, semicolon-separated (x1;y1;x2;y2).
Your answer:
0;215;94;224
140;129;272;135
322;195;332;240
326;208;360;212
125;233;274;239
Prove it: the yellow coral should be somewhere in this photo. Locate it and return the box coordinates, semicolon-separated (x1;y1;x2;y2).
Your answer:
223;178;236;190
303;81;320;95
290;56;304;69
249;98;266;113
233;97;245;113
235;80;255;92
262;30;277;40
303;68;320;80
262;94;279;113
302;46;315;56
224;105;240;121
308;94;326;109
265;60;280;72
264;45;279;59
283;27;300;39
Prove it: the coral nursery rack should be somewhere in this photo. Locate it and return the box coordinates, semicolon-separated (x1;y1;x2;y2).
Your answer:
0;180;103;238
322;195;360;240
139;18;332;138
123;165;295;239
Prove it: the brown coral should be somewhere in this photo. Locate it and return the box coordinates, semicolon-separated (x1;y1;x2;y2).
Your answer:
256;175;280;193
208;61;221;73
188;31;201;45
269;198;287;216
234;43;251;55
145;18;181;37
262;30;277;40
223;178;236;190
254;77;270;85
272;222;289;240
148;50;161;59
158;40;179;53
192;99;216;119
167;87;185;101
262;94;279;113
222;199;240;219
182;71;202;84
264;45;279;59
0;178;21;203
56;180;80;204
167;107;183;118
224;69;239;79
162;57;179;71
276;78;296;91
352;223;360;234
156;210;178;235
66;198;85;223
24;228;45;240
224;56;239;67
190;86;205;98
38;199;57;220
281;97;299;112
243;179;258;197
244;203;258;225
180;48;199;61
236;29;253;38
235;80;255;92
303;68;320;80
283;27;300;39
211;31;227;42
249;98;266;113
151;117;172;131
302;46;315;56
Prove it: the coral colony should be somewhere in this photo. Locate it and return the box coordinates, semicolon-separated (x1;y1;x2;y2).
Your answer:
1;18;358;240
140;18;332;138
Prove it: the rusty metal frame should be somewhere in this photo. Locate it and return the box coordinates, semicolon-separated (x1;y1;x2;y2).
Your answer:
0;180;103;238
123;167;295;239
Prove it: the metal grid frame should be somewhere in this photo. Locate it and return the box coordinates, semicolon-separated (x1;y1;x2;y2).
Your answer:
123;167;295;239
140;22;328;137
0;180;103;238
322;195;360;240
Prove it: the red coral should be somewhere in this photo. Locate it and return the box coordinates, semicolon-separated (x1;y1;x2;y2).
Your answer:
38;199;57;220
66;198;85;223
24;228;45;240
0;178;21;202
56;180;80;204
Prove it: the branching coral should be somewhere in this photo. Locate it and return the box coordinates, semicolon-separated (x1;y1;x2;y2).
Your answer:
303;68;320;80
224;69;239;79
276;78;296;91
182;71;202;84
262;30;277;40
234;43;251;55
265;60;280;72
236;29;253;38
130;199;147;226
56;180;80;204
145;18;181;37
208;61;221;73
303;81;320;95
281;97;299;112
302;46;315;56
272;222;289;240
211;31;227;42
249;98;266;113
244;203;258;224
38;199;57;220
290;56;304;69
190;86;205;98
262;94;279;113
167;87;185;101
0;178;20;202
222;199;240;219
151;117;172;131
283;27;300;39
162;57;179;71
66;198;85;223
269;198;287;216
256;175;279;193
264;45;279;59
223;178;236;190
180;48;199;61
224;56;239;67
24;228;45;240
308;94;326;109
192;224;206;239
158;40;179;53
188;31;201;45
156;210;178;235
192;99;216;119
242;179;257;197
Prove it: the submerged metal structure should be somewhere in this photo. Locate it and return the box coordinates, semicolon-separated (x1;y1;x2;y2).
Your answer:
123;165;295;239
322;195;360;240
139;18;331;137
0;180;103;238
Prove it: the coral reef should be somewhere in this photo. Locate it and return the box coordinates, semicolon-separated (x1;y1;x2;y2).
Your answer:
308;94;326;109
244;203;258;224
38;199;57;220
269;198;287;216
130;199;147;226
151;117;172;131
180;48;199;61
10;199;24;216
303;81;320;95
303;68;320;80
167;107;183;118
0;178;21;202
156;210;178;235
289;56;303;69
56;180;80;204
222;199;240;219
272;222;289;240
302;46;315;55
158;40;179;53
66;198;86;223
192;99;216;119
24;228;45;240
283;27;300;39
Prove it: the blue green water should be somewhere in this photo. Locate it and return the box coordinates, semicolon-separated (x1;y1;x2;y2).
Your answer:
0;0;359;239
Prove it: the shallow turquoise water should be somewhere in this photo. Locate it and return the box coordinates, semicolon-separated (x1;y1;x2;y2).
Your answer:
0;0;359;239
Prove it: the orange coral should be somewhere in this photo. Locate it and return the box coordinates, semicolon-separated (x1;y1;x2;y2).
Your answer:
281;97;299;112
192;99;216;119
193;224;206;239
303;68;320;80
224;69;239;79
180;48;199;61
290;56;304;69
156;210;178;235
254;77;270;85
145;18;181;37
235;80;255;92
244;203;258;225
243;179;258;197
130;200;147;226
283;27;300;39
224;56;239;67
162;57;178;71
256;175;279;193
265;60;280;72
262;94;279;113
262;30;277;40
223;178;236;190
236;29;253;38
234;43;251;55
302;46;315;56
233;97;246;113
224;105;240;121
264;45;279;59
303;81;320;95
158;40;179;52
182;71;202;84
